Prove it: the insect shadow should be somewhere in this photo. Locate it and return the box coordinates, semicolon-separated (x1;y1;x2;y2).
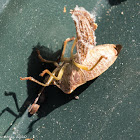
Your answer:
107;0;127;6
0;43;97;135
0;91;30;136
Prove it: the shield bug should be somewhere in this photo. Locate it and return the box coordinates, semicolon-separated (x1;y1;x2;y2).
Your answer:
20;6;122;114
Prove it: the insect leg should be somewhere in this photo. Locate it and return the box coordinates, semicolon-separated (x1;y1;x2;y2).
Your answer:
20;68;58;86
40;63;68;80
70;38;77;59
73;56;107;71
60;37;75;61
36;49;59;67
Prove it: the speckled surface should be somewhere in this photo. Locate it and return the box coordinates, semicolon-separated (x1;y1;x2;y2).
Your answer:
0;0;139;140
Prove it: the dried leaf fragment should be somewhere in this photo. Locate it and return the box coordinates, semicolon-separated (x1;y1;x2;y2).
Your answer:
63;6;66;13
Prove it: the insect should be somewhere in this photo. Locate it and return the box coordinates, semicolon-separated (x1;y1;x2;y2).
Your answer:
20;6;122;114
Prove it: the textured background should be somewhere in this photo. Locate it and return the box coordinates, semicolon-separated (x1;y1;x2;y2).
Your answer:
0;0;139;139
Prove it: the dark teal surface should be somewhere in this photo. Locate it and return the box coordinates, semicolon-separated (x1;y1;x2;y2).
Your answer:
0;0;140;140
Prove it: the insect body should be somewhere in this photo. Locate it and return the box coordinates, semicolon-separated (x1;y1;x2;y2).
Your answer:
20;6;122;114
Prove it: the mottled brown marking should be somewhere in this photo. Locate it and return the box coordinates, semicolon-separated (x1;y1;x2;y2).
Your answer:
71;6;97;62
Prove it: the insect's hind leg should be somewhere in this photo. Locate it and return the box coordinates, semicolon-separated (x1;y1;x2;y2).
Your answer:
36;49;59;67
73;56;107;71
60;37;75;61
